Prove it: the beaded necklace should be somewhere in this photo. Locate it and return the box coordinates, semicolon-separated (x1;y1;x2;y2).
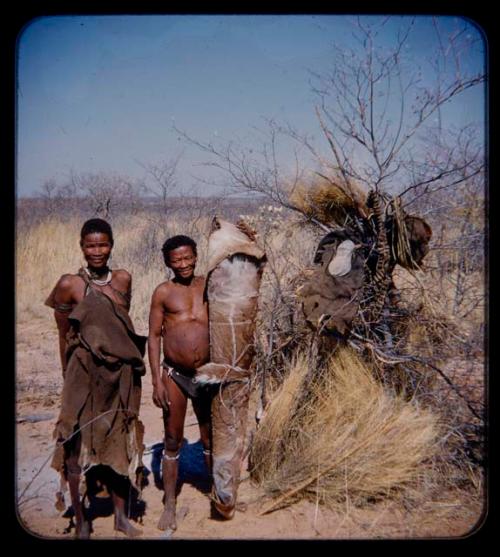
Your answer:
84;266;112;286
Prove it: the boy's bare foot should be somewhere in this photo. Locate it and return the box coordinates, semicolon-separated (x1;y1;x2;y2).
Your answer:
158;503;177;531
75;519;91;539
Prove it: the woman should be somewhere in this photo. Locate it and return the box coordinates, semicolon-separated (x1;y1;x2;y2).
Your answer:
46;218;146;539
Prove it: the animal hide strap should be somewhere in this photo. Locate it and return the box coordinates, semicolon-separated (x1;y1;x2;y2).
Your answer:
194;362;251;384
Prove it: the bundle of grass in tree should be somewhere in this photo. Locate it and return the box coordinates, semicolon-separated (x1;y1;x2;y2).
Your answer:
289;174;369;227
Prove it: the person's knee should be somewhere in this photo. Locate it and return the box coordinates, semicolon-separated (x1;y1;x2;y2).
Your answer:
66;460;81;476
200;430;211;452
164;433;182;454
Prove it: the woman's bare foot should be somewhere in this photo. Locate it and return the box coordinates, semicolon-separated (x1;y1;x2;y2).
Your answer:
114;515;142;538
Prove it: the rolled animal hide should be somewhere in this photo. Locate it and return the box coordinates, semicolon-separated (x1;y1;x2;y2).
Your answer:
195;217;266;519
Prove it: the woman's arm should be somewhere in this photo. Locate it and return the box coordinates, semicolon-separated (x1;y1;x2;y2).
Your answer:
50;275;76;376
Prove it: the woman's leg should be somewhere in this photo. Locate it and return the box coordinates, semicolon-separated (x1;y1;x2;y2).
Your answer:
111;493;141;537
64;433;91;539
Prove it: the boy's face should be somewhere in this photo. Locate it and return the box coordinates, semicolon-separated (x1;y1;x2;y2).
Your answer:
167;245;197;280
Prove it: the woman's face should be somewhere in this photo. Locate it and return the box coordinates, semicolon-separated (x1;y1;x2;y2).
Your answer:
81;232;113;269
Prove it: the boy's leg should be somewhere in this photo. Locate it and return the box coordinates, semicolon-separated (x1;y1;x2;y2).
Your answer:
158;372;188;531
192;393;213;476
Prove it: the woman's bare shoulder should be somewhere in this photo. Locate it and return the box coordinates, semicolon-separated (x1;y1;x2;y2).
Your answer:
112;268;132;287
55;273;82;290
45;272;83;308
113;268;131;279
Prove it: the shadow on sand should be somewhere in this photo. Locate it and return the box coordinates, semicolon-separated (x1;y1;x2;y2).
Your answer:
62;464;147;534
150;438;212;495
61;439;211;534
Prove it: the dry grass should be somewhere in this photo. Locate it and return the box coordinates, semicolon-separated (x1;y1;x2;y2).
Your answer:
15;213;215;333
15;209;313;333
16;218;83;320
250;347;440;513
394;266;483;337
289;174;369;226
15;208;314;343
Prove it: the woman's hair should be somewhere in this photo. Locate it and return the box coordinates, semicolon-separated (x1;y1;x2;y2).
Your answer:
80;218;114;246
161;235;197;265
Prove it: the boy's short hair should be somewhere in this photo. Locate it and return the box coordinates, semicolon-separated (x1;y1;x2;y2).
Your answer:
161;235;197;265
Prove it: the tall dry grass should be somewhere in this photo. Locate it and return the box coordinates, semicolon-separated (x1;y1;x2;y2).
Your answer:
15;212;214;334
250;347;440;512
16;205;484;389
16;218;83;321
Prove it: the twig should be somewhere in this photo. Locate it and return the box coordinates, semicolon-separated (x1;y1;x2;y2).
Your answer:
349;329;482;422
313;454;321;534
408;357;483;422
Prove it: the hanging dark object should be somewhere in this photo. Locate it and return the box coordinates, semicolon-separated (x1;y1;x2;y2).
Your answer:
297;178;432;341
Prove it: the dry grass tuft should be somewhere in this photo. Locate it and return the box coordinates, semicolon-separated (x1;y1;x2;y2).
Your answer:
289;174;368;226
250;347;440;513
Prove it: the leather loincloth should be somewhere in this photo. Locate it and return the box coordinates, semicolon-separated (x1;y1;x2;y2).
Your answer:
162;360;216;400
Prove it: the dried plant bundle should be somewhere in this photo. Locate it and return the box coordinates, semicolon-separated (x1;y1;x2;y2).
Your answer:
289;174;368;226
250;347;440;513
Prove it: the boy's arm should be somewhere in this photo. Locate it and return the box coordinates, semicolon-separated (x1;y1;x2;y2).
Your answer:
148;285;169;410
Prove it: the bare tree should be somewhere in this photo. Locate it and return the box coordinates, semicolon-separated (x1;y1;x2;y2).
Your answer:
175;18;484;197
137;153;183;214
69;170;145;218
307;17;484;196
39;178;59;213
172;17;486;458
36;177;79;220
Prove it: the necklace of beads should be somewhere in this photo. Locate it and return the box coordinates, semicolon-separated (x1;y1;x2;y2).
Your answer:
84;267;113;286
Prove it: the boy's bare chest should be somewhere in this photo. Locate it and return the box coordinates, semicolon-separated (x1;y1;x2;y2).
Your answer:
163;285;206;318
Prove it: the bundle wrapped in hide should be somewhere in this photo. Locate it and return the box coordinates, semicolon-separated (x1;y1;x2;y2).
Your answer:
195;217;266;519
297;185;432;341
298;230;365;339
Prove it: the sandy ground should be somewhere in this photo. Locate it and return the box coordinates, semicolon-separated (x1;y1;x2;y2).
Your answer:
15;316;486;541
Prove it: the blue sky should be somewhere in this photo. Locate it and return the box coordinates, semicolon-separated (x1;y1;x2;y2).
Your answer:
16;14;486;197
